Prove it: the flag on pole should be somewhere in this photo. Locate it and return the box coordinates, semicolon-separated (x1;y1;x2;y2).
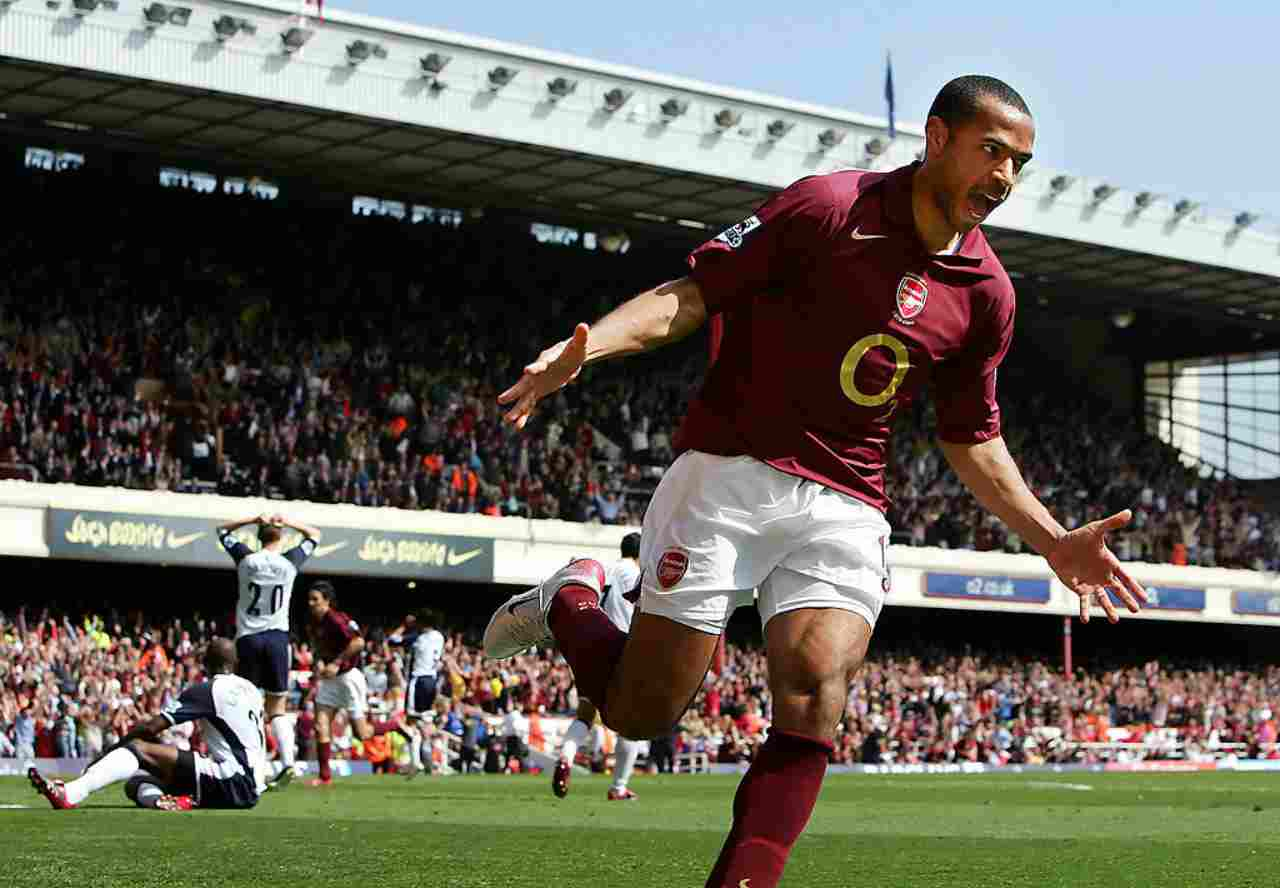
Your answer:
884;53;896;140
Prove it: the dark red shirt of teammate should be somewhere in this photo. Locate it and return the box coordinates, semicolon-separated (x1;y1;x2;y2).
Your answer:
678;161;1016;514
308;608;362;673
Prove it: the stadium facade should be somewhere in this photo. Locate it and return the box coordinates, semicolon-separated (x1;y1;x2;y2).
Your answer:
1;0;1278;619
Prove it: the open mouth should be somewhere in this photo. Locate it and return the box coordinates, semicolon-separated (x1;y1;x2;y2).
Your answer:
966;191;1003;220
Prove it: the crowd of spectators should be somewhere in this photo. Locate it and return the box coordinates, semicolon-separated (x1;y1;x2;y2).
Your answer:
5;606;1279;772
0;166;1276;568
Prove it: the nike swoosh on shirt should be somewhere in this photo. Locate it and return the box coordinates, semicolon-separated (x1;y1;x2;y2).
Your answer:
166;531;206;549
447;548;485;567
850;225;888;241
312;541;349;558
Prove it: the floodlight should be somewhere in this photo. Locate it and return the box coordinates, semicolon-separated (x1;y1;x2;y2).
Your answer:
1049;175;1074;195
713;109;742;131
764;119;794;141
420;53;451;76
144;4;191;27
1133;191;1155;211
281;26;313;54
547;77;577;100
71;0;99;15
346;40;386;65
1091;184;1116;204
864;137;886;157
817;128;845;150
659;98;689;121
602;88;633;112
1234;211;1258;230
487;66;518;90
1172;199;1198;219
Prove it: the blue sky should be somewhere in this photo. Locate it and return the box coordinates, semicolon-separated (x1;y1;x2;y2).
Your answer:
331;0;1280;227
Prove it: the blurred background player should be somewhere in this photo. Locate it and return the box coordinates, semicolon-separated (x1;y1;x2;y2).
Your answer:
553;533;644;801
387;609;445;778
217;511;321;789
305;581;396;786
29;638;266;812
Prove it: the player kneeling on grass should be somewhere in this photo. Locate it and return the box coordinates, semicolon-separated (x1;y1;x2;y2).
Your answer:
29;638;267;812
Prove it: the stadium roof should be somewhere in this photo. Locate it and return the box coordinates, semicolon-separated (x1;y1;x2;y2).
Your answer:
1;0;1277;331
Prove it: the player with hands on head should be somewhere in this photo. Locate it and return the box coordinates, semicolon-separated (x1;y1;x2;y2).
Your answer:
216;511;322;789
487;74;1146;888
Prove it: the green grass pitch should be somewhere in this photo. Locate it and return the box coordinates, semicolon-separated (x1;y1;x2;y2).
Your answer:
1;771;1277;887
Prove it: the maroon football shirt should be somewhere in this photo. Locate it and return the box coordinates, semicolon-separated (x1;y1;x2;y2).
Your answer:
677;162;1016;514
308;608;362;673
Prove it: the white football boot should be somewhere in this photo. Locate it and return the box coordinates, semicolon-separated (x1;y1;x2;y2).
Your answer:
482;559;605;659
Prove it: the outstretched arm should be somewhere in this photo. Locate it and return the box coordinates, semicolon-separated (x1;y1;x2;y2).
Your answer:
939;436;1147;623
498;277;708;429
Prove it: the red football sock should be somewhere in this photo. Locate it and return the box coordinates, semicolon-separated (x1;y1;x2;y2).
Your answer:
548;582;627;715
704;729;833;888
318;740;332;782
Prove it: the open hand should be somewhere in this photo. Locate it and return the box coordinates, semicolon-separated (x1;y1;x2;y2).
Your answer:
497;323;590;430
1046;510;1148;623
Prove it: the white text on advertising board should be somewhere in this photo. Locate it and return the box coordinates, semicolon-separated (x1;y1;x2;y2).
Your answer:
356;534;484;568
65;513;164;550
966;576;1017;598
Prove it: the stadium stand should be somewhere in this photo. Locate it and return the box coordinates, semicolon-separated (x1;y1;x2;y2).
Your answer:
4;608;1278;770
0;167;1275;569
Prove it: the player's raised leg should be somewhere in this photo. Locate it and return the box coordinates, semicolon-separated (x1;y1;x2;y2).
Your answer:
485;563;720;742
704;605;872;888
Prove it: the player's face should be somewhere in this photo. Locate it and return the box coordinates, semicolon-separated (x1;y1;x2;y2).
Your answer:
307;589;328;620
929;98;1035;232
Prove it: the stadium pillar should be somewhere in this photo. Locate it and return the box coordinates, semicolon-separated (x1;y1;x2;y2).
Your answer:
1062;616;1073;675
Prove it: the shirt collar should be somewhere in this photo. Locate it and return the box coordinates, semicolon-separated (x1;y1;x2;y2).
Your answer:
874;162;992;270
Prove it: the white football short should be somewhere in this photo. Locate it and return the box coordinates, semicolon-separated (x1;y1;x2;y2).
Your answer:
639;451;891;636
316;668;369;720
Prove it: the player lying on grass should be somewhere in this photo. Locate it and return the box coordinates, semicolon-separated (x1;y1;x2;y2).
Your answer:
29;638;267;811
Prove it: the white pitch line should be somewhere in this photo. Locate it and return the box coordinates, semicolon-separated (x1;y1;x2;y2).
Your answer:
1025;781;1094;791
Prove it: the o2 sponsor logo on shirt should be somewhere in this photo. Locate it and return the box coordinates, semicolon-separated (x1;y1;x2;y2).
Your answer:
714;214;761;249
656;549;690;589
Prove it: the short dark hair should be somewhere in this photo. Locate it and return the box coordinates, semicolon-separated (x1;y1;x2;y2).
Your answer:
258;524;282;546
309;580;337;606
204;637;237;674
620;532;641;559
928;75;1031;131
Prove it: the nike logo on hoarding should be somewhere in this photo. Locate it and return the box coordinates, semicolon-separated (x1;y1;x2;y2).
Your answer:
850;226;887;240
312;541;349;558
446;548;485;567
166;531;205;549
